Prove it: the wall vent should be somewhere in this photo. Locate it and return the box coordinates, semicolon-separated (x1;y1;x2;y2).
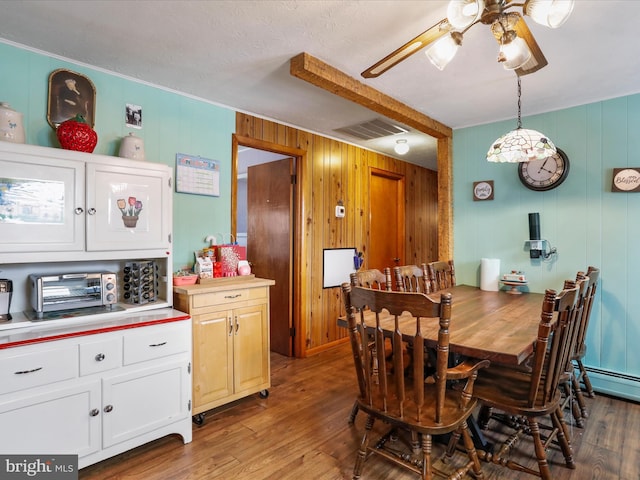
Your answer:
334;118;408;140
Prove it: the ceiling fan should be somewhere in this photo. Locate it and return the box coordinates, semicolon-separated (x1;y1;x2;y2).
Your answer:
361;0;574;78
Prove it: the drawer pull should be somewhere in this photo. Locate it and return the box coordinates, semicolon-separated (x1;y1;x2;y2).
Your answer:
14;367;43;375
224;294;242;299
104;405;114;413
149;342;167;347
89;408;100;417
95;353;106;362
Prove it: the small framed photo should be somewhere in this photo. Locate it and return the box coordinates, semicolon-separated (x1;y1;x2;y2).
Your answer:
126;103;143;129
47;68;96;129
612;168;640;192
473;180;494;201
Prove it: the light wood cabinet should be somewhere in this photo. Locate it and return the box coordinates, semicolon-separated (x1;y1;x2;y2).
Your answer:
173;278;274;422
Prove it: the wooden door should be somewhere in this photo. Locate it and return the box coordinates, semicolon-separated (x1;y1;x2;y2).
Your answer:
247;158;294;356
368;168;405;272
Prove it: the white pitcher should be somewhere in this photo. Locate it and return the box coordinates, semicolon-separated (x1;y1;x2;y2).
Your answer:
0;102;25;144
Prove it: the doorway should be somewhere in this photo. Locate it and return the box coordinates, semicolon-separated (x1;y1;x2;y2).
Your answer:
233;136;302;357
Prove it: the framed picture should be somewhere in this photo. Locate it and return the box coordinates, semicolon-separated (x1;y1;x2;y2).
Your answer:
47;68;96;129
611;168;640;192
473;180;494;201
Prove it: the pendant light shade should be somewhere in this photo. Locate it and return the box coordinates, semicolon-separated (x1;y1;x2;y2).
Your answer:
487;76;556;163
426;32;463;71
487;128;556;163
525;0;575;28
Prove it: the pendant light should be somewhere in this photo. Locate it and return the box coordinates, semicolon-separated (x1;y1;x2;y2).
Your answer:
394;138;410;155
486;76;556;163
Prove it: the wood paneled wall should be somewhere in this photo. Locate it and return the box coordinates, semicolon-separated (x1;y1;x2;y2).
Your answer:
236;113;438;356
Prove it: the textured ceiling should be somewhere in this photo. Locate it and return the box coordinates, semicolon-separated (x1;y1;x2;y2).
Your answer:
2;0;640;170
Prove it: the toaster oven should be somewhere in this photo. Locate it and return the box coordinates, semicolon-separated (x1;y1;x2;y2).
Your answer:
29;272;117;318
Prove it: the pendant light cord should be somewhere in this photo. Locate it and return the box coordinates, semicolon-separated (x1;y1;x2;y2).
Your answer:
517;76;522;129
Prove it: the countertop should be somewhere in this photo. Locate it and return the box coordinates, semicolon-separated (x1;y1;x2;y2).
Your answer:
0;307;189;350
173;276;275;295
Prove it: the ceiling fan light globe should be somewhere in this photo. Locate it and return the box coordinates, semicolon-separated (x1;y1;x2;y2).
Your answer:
500;35;532;70
426;32;462;70
447;0;485;29
525;0;575;28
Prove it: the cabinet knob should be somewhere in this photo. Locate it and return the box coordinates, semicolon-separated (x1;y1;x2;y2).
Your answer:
89;408;100;417
74;207;84;215
104;405;114;413
87;208;97;215
95;353;105;362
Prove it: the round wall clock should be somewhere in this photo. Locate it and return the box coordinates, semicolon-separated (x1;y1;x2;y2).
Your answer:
518;148;570;191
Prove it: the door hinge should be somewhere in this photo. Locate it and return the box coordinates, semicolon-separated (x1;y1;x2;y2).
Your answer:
188;362;191;374
188;400;191;411
290;327;295;337
291;174;296;185
168;177;172;188
168;233;172;244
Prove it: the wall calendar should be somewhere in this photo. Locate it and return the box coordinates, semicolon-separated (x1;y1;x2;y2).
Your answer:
175;153;220;197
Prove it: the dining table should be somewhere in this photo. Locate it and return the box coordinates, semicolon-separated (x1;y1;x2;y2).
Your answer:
337;284;545;367
337;284;546;450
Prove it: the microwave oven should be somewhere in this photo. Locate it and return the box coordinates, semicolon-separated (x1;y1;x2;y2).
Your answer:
29;272;117;318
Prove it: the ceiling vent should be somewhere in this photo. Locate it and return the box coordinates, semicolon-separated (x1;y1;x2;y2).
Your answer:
334;118;408;140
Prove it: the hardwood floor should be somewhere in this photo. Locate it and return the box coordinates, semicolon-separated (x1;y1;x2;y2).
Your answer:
80;343;640;479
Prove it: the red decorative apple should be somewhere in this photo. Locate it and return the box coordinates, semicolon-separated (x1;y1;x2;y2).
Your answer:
56;114;97;153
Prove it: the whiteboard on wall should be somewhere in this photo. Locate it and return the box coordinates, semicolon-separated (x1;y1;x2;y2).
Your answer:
323;248;357;288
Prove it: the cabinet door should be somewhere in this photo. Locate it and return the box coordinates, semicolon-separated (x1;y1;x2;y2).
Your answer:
0;380;101;458
0;154;84;253
86;163;171;251
101;359;190;448
192;310;234;411
233;303;270;394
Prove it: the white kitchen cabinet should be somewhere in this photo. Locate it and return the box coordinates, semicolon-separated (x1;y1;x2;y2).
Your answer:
0;141;172;263
0;318;192;469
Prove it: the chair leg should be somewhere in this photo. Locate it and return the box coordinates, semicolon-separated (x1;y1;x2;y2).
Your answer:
527;418;553;480
560;379;584;428
576;359;595;398
457;420;485;479
421;433;433;480
353;415;374;480
570;374;589;418
348;400;359;424
550;408;576;470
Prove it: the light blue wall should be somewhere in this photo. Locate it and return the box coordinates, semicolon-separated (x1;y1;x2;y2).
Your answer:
0;41;235;270
454;95;640;400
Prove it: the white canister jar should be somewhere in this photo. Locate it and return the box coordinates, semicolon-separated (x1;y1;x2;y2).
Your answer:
118;132;145;161
0;102;25;144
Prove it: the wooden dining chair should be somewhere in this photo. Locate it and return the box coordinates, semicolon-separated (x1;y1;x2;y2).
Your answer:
472;285;581;480
393;264;431;293
350;268;392;291
427;260;456;292
341;283;489;480
570;266;600;413
558;276;589;428
347;268;393;424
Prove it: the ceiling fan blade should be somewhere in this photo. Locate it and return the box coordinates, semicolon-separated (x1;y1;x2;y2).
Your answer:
361;19;451;78
513;15;548;76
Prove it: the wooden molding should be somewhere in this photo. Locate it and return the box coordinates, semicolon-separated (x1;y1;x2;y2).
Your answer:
290;52;452;139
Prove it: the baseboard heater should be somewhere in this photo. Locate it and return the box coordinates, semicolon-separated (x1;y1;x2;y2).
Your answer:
585;366;640;402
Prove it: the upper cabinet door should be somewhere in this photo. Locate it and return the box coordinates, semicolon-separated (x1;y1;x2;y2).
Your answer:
86;163;171;251
0;154;85;253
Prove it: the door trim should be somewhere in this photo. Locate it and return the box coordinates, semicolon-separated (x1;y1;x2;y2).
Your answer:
232;134;306;357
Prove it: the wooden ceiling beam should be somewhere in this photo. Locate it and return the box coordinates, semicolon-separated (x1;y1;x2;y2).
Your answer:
289;52;452;139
